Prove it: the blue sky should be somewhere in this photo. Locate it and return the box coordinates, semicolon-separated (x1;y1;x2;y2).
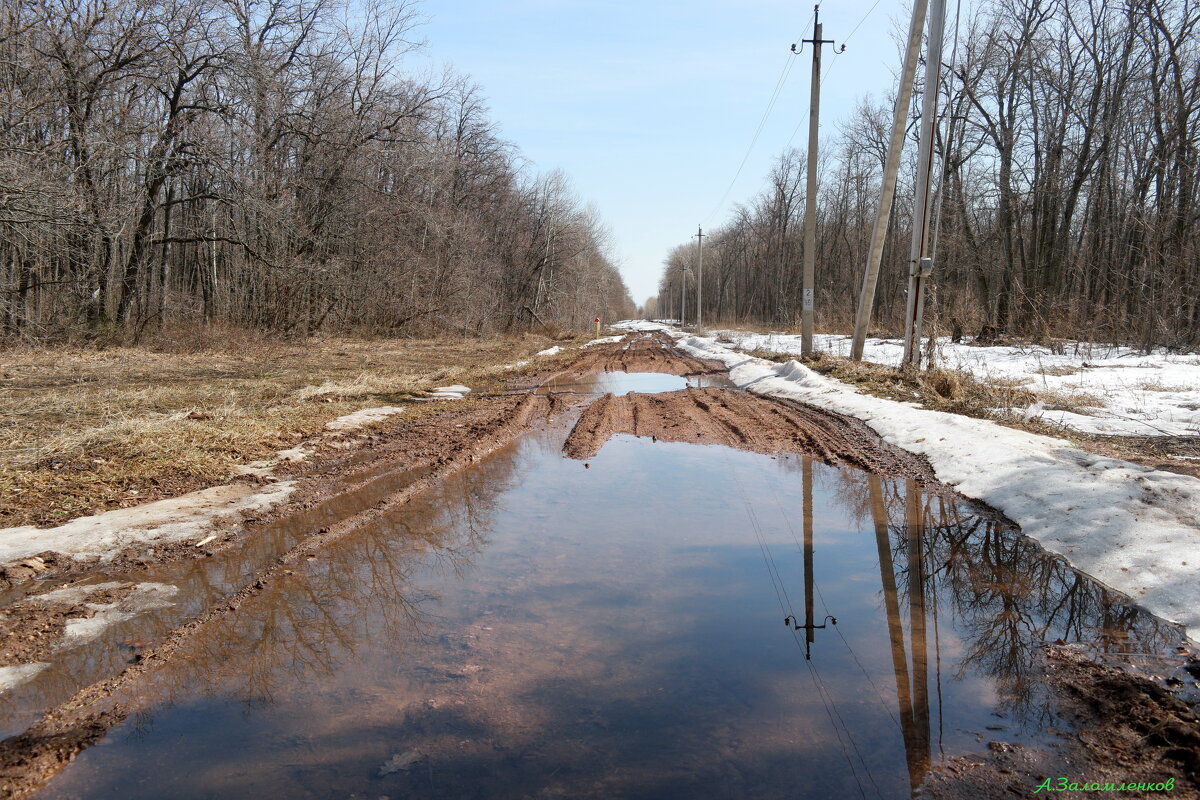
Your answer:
415;0;909;304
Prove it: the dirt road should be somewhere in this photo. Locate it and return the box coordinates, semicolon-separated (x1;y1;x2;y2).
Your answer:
0;331;1196;799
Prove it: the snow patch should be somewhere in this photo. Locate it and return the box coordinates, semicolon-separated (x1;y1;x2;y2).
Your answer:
679;334;1200;644
0;480;295;567
59;582;178;647
584;335;623;347
536;346;563;356
0;663;48;692
324;406;405;431
611;320;673;333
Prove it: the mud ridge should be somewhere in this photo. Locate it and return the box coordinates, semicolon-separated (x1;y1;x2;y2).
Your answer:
565;330;723;377
563;386;938;480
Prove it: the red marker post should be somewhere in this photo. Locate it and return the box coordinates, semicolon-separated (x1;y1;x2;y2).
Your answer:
594;317;600;338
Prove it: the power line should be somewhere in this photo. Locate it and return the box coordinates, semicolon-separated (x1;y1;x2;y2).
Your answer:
702;11;817;226
785;0;884;149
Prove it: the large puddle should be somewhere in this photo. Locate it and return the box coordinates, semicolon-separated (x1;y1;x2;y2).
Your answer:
537;371;730;395
12;380;1188;799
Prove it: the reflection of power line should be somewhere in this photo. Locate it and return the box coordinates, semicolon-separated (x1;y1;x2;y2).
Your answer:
763;460;902;730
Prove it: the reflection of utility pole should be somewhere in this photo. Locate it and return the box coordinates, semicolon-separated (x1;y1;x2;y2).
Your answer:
869;475;931;790
786;459;837;659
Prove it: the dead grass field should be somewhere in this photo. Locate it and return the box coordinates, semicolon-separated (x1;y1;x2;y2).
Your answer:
0;329;581;527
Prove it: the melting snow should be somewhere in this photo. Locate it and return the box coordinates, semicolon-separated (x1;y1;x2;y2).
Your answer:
0;481;295;568
709;329;1200;437
677;332;1200;645
324;406;405;430
0;663;49;692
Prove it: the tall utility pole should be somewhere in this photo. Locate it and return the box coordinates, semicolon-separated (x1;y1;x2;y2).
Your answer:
849;0;932;362
800;6;838;356
902;0;948;367
695;226;706;329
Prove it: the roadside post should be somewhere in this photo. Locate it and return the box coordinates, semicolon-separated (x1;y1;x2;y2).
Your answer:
595;317;601;338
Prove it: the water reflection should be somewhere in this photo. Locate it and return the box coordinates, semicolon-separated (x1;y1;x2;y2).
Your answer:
32;430;1184;799
536;371;731;395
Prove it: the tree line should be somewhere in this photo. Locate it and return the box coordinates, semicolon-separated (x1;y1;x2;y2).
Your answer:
660;0;1200;350
0;0;634;342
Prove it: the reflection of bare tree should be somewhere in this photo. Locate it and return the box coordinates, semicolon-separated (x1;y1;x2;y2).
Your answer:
851;468;1182;730
101;438;534;713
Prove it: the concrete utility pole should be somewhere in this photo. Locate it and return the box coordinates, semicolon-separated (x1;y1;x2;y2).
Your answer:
902;0;948;367
695;226;706;329
849;0;932;362
800;6;838;357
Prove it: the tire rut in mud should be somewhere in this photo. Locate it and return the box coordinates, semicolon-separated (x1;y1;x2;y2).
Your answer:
565;330;723;376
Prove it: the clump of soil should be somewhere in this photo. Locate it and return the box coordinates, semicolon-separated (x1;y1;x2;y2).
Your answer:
0;583;138;668
563;386;937;480
919;646;1200;799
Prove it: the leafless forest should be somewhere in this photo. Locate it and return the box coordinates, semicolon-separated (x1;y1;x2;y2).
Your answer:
0;0;635;342
660;0;1200;349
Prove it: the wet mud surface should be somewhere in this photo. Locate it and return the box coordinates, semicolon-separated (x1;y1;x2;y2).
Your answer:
564;330;722;377
0;332;1196;798
563;386;937;480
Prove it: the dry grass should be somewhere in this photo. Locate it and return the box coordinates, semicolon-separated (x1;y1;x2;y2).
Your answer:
1037;364;1084;377
0;329;581;527
1137;378;1190;392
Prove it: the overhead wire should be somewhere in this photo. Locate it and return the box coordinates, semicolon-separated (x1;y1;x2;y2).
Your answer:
702;10;817;226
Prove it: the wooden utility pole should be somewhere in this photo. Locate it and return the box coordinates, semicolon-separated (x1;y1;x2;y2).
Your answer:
800;6;837;356
695;226;706;329
849;0;932;361
902;0;948;367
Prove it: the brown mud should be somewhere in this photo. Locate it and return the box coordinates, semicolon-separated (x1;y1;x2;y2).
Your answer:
563;386;937;480
0;331;1196;799
564;330;722;376
919;647;1200;799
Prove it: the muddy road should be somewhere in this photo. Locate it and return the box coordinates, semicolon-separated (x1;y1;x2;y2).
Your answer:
0;331;1197;799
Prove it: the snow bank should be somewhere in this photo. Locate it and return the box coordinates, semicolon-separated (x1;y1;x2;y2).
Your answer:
679;334;1200;644
711;329;1200;437
611;320;673;333
0;480;295;567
